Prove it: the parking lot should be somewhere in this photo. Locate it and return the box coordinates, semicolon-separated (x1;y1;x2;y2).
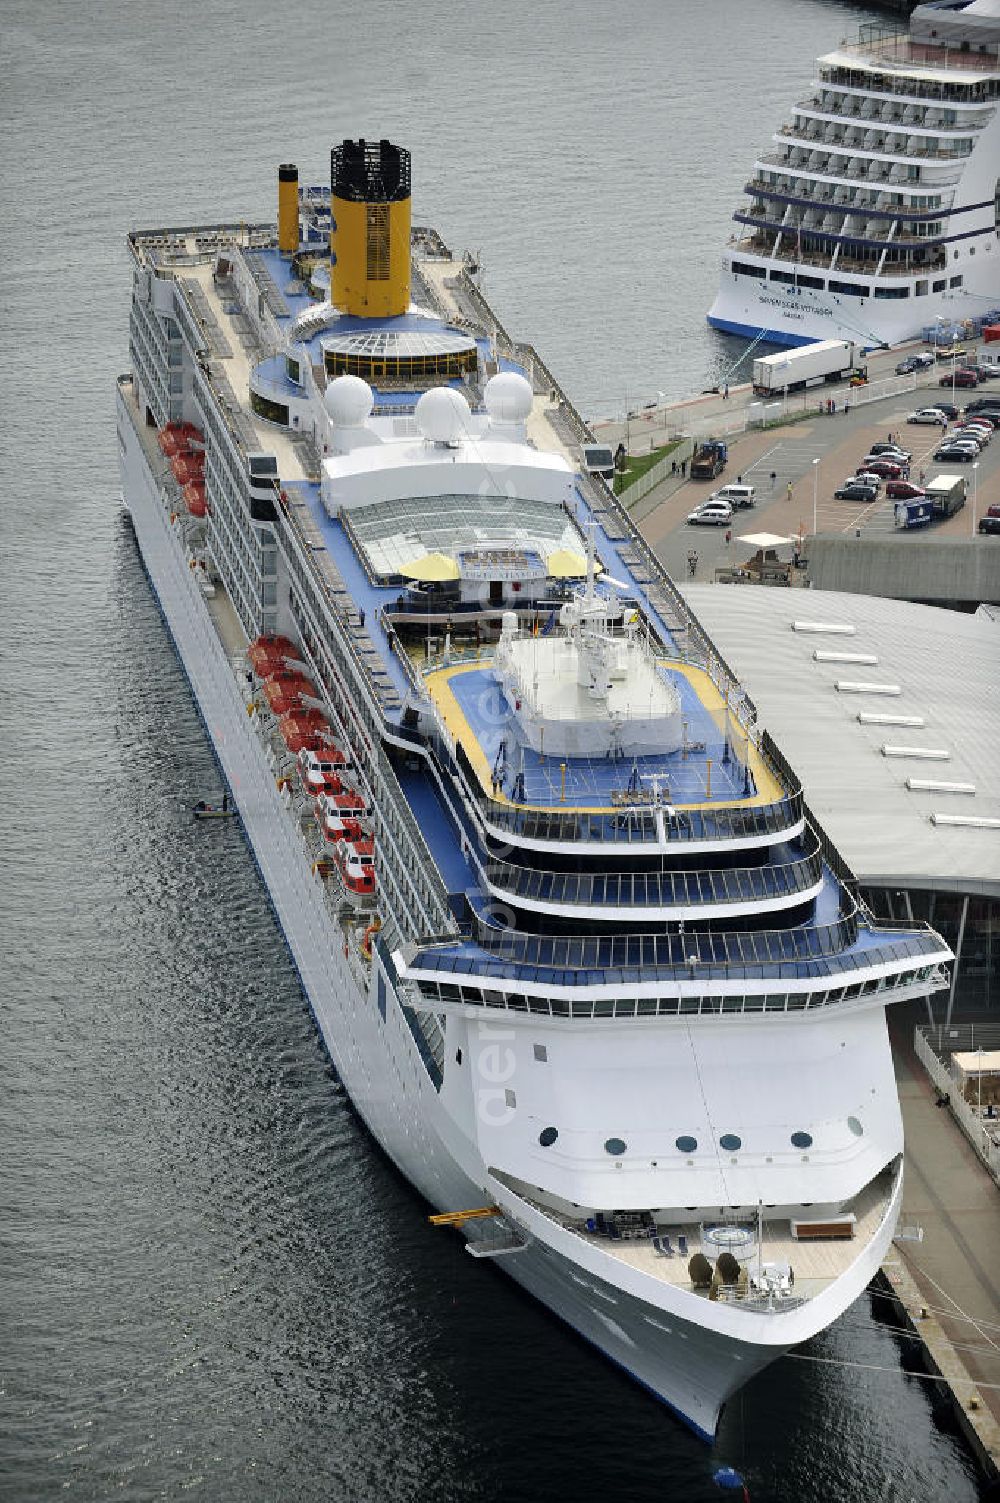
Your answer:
638;379;1000;582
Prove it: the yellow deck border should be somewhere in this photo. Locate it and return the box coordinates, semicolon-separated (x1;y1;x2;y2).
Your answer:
423;659;784;812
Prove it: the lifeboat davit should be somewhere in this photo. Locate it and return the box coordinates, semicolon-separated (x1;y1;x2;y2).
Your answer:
333;838;376;897
183;480;207;517
296;743;349;791
249;634;299;677
315;792;367;845
262;671;314;716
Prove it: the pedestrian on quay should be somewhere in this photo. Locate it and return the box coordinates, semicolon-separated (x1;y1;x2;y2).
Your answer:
681;459;687;477
786;481;793;502
770;471;777;491
723;383;729;401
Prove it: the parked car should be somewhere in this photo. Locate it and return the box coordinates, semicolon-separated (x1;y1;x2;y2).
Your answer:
907;407;948;425
834;481;879;501
955;426;991;446
963;364;999;382
936;402;961;421
965;398;1000;416
943;435;984;454
859;457;908;479
686;499;733;526
895;356;921;375
869;442;913;461
986;504;1000;520
940;369;978;389
852;471;883;491
885;480;925;500
933;445;978;462
978;516;1000;535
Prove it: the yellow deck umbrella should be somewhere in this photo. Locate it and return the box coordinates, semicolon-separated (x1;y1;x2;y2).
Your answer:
401;551;460;582
546;548;589;578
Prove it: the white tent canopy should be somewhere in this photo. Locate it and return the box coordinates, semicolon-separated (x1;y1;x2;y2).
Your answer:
736;533;798;549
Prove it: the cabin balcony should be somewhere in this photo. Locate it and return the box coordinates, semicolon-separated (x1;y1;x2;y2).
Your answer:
775;124;973;163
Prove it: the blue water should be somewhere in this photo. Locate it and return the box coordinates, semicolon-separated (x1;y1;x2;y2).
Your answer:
0;0;992;1498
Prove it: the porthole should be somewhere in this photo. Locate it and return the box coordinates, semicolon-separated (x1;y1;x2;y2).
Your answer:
719;1133;742;1152
791;1131;813;1149
848;1115;864;1137
675;1135;698;1153
539;1127;558;1148
605;1137;627;1156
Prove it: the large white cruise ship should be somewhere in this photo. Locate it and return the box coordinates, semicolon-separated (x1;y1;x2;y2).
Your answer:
708;0;1000;350
117;139;952;1440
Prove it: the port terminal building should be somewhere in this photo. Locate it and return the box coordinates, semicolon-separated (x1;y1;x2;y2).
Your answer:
681;585;998;1016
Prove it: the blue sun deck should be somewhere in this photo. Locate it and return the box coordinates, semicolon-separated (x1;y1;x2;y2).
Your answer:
444;666;754;809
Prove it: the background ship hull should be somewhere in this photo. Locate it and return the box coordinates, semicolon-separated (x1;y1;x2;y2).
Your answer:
708;265;994;351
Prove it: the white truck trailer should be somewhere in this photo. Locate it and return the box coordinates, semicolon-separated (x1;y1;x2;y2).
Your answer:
923;474;967;518
752;339;864;395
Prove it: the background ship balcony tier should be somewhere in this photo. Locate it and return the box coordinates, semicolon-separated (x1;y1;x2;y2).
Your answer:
727;235;945;275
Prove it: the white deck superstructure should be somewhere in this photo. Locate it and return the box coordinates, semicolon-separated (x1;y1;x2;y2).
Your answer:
118;142;953;1441
708;2;1000;349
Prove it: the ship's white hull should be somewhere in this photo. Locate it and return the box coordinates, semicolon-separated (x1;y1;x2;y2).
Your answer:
707;263;997;351
117;390;901;1440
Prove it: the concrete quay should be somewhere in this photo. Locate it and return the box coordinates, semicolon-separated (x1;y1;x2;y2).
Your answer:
879;1012;1000;1483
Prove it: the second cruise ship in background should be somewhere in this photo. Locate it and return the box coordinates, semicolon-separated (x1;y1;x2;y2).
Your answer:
708;0;1000;349
118;139;952;1440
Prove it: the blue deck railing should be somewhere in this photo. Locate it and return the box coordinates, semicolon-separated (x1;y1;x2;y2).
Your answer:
484;836;823;911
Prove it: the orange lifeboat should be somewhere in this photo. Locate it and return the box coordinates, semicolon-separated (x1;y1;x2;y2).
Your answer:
279;713;334;755
296;743;349;791
249;634;299;677
262;671;315;716
183;480;208;518
315;791;367;844
159;422;204;457
333;838;376;897
172;451;205;487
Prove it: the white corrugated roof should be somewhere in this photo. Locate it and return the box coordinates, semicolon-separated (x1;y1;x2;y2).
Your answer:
681;585;1000;897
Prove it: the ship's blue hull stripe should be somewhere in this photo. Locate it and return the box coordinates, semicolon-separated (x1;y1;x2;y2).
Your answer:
706;315;817;349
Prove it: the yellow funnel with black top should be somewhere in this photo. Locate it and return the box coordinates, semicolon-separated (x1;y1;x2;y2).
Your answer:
330;138;410;318
277;163;299;254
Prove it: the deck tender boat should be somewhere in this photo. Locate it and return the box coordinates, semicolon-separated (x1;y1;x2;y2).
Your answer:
117;138;952;1439
708;2;1000;348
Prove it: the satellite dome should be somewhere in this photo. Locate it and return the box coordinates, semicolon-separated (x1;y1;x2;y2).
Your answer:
414;386;471;444
484;371;533;424
324;374;374;427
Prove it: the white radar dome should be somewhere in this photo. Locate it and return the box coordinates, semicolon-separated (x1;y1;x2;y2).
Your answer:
414;386;471;444
324;374;374;427
484;371;533;424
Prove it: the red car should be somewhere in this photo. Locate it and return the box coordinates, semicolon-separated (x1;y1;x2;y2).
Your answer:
858;457;908;480
939;369;978;388
886;480;925;500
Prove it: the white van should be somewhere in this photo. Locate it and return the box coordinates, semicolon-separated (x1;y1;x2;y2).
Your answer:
712;483;756;509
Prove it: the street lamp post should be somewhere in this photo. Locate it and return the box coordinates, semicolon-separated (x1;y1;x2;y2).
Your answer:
972;460;979;537
812;456;820;537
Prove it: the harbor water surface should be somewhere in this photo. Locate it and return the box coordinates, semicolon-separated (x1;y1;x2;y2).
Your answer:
0;1;992;1498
